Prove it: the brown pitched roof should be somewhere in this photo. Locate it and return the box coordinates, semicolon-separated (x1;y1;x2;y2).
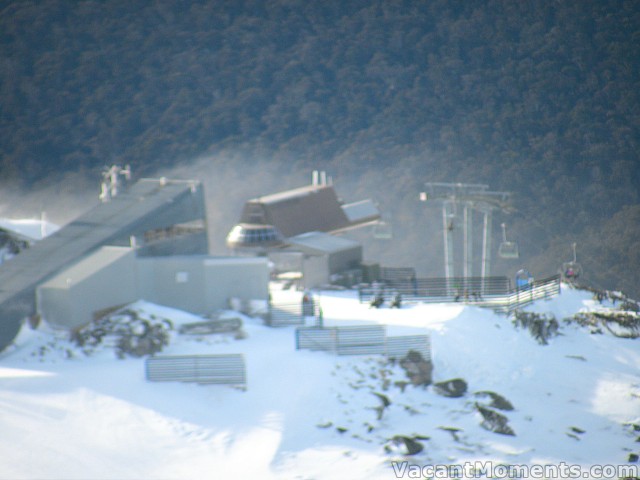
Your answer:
240;185;352;238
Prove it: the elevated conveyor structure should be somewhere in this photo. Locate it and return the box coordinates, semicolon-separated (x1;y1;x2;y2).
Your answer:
0;178;207;352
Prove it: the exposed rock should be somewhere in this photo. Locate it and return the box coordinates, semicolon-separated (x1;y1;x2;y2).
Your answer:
72;308;171;358
371;392;391;420
372;392;391;408
438;426;462;442
178;317;242;335
390;435;424;455
566;354;587;361
433;378;467;398
475;391;514;411
399;350;433;386
475;403;515;436
394;380;410;392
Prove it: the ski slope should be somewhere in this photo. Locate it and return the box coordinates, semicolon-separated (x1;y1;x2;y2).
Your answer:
0;283;638;479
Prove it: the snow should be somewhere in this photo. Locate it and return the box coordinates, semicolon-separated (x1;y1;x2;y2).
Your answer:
0;283;639;479
0;217;59;241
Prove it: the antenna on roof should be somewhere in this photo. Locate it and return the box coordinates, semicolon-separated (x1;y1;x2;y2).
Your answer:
312;170;330;186
99;165;133;202
40;211;47;239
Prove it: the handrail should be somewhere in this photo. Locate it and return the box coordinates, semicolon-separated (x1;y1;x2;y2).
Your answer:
359;274;561;314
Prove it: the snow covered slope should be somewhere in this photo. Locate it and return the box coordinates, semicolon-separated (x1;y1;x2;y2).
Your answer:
0;284;638;479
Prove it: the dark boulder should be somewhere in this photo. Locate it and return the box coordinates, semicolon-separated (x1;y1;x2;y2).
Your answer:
433;378;467;398
399;350;433;386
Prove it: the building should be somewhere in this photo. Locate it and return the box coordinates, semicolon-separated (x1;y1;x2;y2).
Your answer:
0;217;58;263
0;177;266;351
37;246;269;330
226;176;380;253
270;232;363;289
226;174;379;288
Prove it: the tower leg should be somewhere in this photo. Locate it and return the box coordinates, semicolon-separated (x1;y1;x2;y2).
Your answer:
481;210;492;293
463;205;473;278
443;202;455;294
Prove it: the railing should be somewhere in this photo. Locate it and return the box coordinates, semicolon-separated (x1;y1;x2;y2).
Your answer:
504;275;562;313
358;274;561;314
295;325;431;360
386;335;431;359
145;354;246;388
359;276;512;302
380;267;417;284
266;300;319;327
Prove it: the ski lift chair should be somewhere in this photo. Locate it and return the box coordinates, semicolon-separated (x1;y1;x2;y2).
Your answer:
498;223;519;259
373;220;393;240
561;243;583;281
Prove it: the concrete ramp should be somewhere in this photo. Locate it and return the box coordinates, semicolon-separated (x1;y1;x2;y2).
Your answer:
0;178;207;352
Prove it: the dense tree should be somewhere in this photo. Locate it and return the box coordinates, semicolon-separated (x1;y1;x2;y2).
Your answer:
0;0;638;296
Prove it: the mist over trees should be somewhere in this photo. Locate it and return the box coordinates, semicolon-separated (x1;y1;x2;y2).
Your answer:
1;0;639;296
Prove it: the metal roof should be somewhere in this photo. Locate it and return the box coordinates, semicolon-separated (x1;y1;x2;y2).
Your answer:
0;178;206;351
39;246;133;289
286;231;361;255
242;185;351;238
249;184;325;205
340;199;380;226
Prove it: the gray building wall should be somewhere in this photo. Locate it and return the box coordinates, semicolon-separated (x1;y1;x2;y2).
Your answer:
36;247;137;329
137;256;269;314
326;245;362;275
136;256;208;313
302;255;330;289
203;257;270;311
37;249;270;329
281;232;363;288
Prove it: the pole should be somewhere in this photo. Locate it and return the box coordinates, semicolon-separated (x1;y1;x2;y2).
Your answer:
481;210;493;293
442;202;455;283
463;204;473;278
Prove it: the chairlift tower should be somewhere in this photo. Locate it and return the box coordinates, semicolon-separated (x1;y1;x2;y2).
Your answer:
420;183;512;288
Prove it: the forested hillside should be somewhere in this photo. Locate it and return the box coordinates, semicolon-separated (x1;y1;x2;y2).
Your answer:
1;0;639;296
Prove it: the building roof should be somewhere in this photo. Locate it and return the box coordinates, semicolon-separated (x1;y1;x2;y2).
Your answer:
341;199;380;226
286;231;361;255
242;185;351;238
249;184;326;205
40;246;134;289
0;218;59;242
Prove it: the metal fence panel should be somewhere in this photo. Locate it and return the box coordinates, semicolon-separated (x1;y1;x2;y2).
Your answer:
268;302;304;327
145;354;246;387
296;327;336;351
385;335;431;360
295;325;433;362
335;325;386;355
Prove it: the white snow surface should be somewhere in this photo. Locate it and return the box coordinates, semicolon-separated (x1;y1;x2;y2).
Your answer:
0;283;639;479
0;217;59;240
